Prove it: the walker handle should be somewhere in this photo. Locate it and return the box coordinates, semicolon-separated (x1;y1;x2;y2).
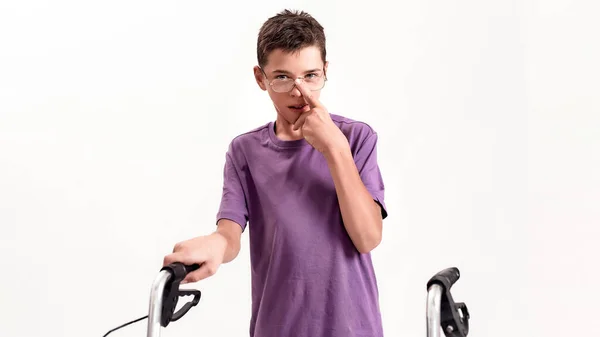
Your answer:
426;267;460;291
426;267;469;337
183;263;201;275
159;263;202;327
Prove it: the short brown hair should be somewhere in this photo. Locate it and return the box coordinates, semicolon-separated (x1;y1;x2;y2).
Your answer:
257;9;326;68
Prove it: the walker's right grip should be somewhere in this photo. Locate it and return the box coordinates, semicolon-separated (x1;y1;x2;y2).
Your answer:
183;263;200;275
159;263;202;327
426;267;460;291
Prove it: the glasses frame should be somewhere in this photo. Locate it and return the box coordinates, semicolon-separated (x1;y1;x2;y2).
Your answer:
259;67;328;93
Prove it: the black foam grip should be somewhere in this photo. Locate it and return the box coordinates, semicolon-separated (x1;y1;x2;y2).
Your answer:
161;263;200;280
184;263;200;275
426;267;460;291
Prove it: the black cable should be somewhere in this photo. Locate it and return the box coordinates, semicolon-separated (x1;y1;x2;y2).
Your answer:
103;315;148;337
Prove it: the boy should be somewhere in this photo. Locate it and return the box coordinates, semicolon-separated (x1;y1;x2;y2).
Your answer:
163;9;388;337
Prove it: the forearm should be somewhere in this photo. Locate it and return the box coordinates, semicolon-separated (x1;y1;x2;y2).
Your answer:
215;219;242;263
324;146;383;253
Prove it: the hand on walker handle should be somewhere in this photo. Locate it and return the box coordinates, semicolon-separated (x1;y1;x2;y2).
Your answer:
163;232;228;284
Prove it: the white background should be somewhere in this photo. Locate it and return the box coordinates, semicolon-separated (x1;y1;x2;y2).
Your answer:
1;1;598;336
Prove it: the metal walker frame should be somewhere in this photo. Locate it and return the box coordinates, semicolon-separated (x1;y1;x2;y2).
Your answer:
144;264;470;337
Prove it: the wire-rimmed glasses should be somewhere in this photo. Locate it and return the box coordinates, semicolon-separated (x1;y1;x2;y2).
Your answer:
260;68;327;93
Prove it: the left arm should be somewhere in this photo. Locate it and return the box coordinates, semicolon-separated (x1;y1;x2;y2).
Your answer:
324;145;383;253
292;79;386;253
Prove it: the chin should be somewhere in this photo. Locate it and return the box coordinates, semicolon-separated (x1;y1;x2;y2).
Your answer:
274;110;293;124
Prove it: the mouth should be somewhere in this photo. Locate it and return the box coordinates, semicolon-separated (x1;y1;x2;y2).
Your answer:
288;103;309;112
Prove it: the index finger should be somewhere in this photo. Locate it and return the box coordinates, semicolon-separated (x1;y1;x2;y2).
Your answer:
163;251;203;267
295;79;321;108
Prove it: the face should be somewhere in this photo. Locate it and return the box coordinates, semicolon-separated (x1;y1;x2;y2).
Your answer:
254;46;328;126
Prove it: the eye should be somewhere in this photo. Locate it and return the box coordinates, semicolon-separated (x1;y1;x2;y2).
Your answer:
275;75;289;80
305;73;319;79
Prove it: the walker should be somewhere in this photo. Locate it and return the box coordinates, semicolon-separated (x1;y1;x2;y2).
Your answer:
103;263;470;337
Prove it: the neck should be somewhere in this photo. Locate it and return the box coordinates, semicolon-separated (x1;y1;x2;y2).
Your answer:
274;114;303;141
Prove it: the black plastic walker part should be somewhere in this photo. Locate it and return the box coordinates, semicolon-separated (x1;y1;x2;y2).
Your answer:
427;267;470;337
102;262;202;336
159;262;202;327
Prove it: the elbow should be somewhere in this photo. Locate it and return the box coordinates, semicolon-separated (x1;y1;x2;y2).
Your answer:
356;223;383;254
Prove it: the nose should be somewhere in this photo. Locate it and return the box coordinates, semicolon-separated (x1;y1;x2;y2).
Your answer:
289;84;302;97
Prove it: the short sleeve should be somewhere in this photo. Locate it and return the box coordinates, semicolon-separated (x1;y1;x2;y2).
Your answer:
216;145;249;231
354;132;388;220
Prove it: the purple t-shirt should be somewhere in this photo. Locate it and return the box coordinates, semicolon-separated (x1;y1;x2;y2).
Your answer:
216;113;388;337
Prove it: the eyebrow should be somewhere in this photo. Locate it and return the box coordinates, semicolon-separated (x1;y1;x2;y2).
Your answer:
271;68;322;74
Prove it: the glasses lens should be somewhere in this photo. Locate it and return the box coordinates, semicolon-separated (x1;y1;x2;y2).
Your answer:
272;79;294;93
304;76;324;90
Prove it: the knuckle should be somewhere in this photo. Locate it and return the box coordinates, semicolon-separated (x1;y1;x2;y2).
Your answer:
206;264;218;276
163;255;171;265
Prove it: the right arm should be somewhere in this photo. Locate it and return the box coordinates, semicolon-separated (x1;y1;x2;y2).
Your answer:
215;218;243;263
163;141;247;283
162;219;243;283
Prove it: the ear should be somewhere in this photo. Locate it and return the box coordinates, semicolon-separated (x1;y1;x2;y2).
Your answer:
254;66;267;91
323;61;329;75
